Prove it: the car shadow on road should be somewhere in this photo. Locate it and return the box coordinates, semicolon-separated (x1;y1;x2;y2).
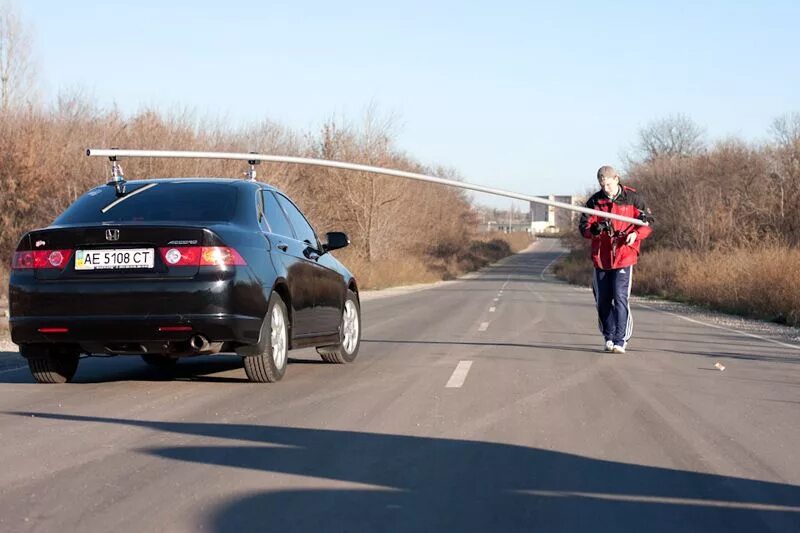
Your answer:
0;352;335;384
0;354;249;384
5;411;799;533
362;339;602;355
0;349;23;364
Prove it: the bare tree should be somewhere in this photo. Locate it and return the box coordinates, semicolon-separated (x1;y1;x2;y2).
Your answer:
0;0;36;110
633;113;705;163
769;112;800;182
767;112;800;242
770;112;800;149
304;111;408;261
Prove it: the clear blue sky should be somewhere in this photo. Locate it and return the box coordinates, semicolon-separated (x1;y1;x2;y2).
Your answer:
19;0;800;208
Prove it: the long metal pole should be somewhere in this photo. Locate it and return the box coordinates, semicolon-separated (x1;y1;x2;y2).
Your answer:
86;148;648;227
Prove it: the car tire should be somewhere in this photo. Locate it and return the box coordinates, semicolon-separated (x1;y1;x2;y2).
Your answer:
316;290;360;363
21;344;80;384
141;354;178;370
242;291;289;383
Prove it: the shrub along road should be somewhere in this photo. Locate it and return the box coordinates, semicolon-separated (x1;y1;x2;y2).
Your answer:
0;240;798;532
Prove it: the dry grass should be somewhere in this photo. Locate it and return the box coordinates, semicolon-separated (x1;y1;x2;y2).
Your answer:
1;263;7;348
551;249;593;286
554;246;800;327
1;264;10;343
674;247;800;325
631;248;694;299
0;264;7;302
339;254;442;290
478;231;534;253
339;232;533;289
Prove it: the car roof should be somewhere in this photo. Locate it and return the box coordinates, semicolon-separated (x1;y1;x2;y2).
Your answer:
118;177;282;193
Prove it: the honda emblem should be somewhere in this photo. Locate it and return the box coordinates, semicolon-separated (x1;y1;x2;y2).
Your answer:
105;229;120;241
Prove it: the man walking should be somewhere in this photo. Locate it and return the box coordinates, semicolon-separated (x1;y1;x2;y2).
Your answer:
578;166;653;353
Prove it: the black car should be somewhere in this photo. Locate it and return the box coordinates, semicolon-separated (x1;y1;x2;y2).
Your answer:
8;178;361;383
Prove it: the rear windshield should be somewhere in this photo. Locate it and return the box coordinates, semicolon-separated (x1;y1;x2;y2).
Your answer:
54;182;239;224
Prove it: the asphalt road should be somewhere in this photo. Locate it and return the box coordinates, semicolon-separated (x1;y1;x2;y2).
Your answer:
0;239;799;533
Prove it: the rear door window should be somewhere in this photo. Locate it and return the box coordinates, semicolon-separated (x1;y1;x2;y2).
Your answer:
274;193;318;247
261;190;294;238
54;182;238;224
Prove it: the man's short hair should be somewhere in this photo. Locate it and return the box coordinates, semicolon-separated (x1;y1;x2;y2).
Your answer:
597;165;618;181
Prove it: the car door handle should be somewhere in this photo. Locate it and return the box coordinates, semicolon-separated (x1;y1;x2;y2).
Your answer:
277;243;288;252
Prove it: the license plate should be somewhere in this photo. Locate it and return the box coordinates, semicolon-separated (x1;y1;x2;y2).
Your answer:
75;248;155;270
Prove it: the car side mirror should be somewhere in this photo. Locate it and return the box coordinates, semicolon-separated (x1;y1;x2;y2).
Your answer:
323;232;349;253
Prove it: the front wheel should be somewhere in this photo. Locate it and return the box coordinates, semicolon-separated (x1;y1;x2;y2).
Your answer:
242;292;289;383
21;344;80;384
316;290;360;363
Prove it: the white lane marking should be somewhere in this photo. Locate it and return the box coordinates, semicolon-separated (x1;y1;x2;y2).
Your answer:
446;360;473;388
638;303;800;351
540;251;566;280
489;307;496;313
478;322;490;332
493;298;499;302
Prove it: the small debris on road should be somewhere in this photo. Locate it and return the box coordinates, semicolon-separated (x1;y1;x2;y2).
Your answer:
714;362;726;371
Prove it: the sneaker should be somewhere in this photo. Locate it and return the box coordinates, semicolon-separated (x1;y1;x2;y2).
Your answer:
604;340;614;352
612;344;626;354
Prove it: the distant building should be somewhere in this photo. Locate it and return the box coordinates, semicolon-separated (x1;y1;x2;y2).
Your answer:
530;195;580;234
489;221;532;233
476;206;532;233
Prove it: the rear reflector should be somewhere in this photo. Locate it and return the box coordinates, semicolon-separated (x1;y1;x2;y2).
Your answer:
158;326;193;332
158;246;246;267
13;250;73;270
12;251;34;269
38;327;69;333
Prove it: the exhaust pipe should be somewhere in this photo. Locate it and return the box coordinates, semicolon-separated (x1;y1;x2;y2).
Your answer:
189;335;210;352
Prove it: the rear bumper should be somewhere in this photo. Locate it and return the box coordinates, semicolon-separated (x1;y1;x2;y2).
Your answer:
10;314;263;346
9;269;269;347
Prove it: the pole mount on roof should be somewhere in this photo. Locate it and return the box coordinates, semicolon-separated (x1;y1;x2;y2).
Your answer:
107;148;126;195
246;152;260;181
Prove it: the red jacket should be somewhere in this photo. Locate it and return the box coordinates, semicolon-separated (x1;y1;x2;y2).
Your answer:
578;185;653;270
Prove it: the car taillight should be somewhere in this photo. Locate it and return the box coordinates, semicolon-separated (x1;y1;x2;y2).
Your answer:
160;247;202;266
159;246;246;267
200;247;246;266
12;250;73;270
12;251;34;269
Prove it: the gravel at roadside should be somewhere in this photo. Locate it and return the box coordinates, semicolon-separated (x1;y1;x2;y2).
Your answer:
634;295;800;349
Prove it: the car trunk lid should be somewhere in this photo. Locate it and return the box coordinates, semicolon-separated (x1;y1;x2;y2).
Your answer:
30;225;208;280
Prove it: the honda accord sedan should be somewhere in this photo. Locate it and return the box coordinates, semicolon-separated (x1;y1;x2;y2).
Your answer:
8;177;361;383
